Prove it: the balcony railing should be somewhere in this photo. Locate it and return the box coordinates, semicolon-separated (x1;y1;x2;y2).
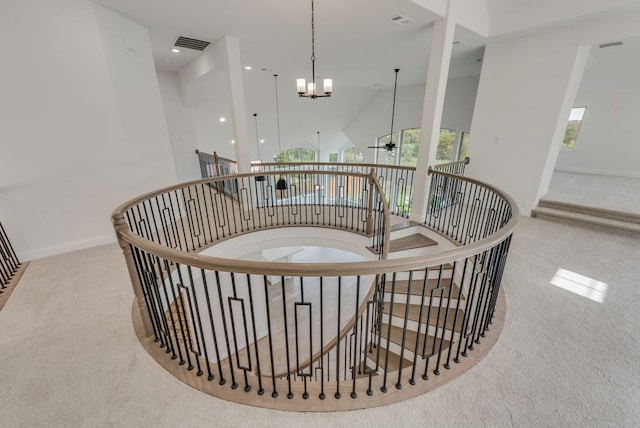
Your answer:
195;153;417;219
432;157;470;175
0;222;21;291
113;162;517;411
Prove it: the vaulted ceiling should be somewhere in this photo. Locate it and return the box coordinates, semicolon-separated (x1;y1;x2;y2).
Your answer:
91;0;640;158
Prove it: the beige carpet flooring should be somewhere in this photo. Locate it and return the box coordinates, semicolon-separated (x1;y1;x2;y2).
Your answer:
1;216;639;427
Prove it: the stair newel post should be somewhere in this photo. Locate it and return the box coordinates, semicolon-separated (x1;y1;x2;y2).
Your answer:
112;213;155;339
213;151;221;177
366;168;376;236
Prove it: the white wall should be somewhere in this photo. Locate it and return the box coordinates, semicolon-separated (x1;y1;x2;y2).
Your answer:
555;39;640;178
0;0;177;260
466;32;588;216
343;76;479;162
467;9;640;215
157;71;202;182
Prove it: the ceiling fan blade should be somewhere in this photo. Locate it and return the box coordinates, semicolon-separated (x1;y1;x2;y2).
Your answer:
367;146;385;149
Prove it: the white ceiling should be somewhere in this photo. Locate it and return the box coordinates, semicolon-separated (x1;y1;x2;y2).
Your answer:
93;0;487;87
90;0;640;158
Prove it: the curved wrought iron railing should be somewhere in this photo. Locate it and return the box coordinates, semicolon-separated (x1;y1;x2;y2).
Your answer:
112;164;518;410
0;222;21;290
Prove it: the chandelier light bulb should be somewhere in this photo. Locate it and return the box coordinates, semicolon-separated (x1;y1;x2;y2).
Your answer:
323;78;332;94
297;79;306;94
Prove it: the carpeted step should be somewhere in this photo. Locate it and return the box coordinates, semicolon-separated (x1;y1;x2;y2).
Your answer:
538;200;640;224
532;206;640;235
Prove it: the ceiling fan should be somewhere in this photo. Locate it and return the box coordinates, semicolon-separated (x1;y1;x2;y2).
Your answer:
368;68;400;153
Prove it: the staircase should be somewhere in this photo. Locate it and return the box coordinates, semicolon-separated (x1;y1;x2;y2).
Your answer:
359;222;469;380
364;262;467;377
532;199;640;236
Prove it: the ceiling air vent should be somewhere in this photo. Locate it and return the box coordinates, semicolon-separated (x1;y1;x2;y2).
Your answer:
174;36;211;51
391;15;413;25
598;41;623;49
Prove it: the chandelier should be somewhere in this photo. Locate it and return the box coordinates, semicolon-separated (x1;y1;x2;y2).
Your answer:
296;0;332;99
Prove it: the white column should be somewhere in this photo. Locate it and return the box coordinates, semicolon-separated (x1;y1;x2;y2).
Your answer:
220;35;251;173
410;14;456;223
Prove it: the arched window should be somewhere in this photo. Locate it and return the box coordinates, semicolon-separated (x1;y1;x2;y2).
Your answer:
374;128;420;167
375;127;469;166
342;147;363;163
274;147;316;162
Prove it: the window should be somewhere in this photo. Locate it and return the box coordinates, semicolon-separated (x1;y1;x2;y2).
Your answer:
275;147;316;162
328;153;338;163
561;107;586;149
399;128;420;167
374;128;420;167
458;132;470;160
343;147;363;163
436;128;456;164
375;132;397;165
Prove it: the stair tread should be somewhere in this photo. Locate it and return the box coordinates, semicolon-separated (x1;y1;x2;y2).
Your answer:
364;344;413;372
383;303;464;332
389;233;438;252
533;206;640;232
379;323;451;352
386;278;463;299
389;220;421;232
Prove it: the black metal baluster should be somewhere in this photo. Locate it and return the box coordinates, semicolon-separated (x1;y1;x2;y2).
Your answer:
319;276;325;399
434;261;457;375
227;273;252;392
262;275;278;397
395;270;414;390
214;271;237;389
335;276;342;399
445;257;470;369
157;259;181;361
165;260;193;369
350;275;362;398
280;276;294;399
245;274;264;395
409;267;430;385
381;273;397;393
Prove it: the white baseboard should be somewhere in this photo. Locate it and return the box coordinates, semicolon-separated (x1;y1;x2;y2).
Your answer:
554;166;640;179
17;234;117;261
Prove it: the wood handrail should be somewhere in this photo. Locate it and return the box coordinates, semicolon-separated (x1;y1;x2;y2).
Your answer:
113;170;518;278
258;161;417;172
432;156;470;169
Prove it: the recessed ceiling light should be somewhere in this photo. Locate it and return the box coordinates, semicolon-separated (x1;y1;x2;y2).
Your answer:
598;41;623;48
171;48;181;53
390;15;413;25
231;140;236;144
260;139;265;143
244;66;253;70
219;117;226;122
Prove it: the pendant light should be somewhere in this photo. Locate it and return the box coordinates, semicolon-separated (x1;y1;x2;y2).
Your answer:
296;0;332;99
274;74;288;191
253;113;266;182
